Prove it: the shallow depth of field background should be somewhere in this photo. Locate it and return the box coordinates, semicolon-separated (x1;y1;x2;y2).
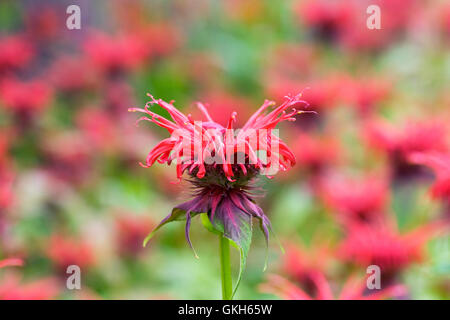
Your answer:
0;0;449;299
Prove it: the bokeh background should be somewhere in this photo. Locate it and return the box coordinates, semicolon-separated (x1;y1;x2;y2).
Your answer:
0;0;449;299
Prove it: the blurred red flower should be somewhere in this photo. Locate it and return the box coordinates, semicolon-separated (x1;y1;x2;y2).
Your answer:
364;118;448;182
135;23;180;59
0;136;14;213
317;172;389;224
0;275;59;300
295;0;420;51
339;221;448;277
0;79;52;114
439;4;450;38
115;214;154;256
46;234;96;273
42;131;93;186
0;258;23;269
341;77;391;116
279;242;334;298
260;273;406;300
83;32;149;77
295;0;355;43
76;108;119;153
84;25;178;79
103;81;136;116
0;35;34;76
0;258;59;300
49;56;97;93
24;5;62;42
0;167;14;213
293;133;340;175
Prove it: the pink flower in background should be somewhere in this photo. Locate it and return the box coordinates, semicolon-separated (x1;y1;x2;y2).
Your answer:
295;0;355;43
293;133;340;175
115;214;154;256
0;136;8;165
46;235;96;273
0;258;23;269
111;1;180;57
295;0;420;51
0;258;59;300
0;79;52;114
341;77;391;116
438;3;450;38
76;108;119;153
0;275;59;300
339;221;448;277
364;119;448;182
0;79;53;131
103;82;136;115
317;172;389;224
278;242;334;298
84;32;150;77
365;119;448;155
260;273;406;300
84;24;179;79
135;23;180;59
0;35;34;76
49;56;97;93
42;131;93;186
24;5;62;42
0;167;14;213
0;136;14;213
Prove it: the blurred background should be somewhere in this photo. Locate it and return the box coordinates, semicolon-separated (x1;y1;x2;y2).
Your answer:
0;0;449;299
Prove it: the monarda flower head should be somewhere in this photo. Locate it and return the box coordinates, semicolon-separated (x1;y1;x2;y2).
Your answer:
130;93;308;286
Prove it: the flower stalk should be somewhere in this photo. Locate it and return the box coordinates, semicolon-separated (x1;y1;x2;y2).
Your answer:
219;235;233;300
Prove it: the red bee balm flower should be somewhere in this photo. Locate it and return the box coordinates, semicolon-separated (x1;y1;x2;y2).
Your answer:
260;273;406;300
130;93;307;259
364;118;448;182
317;172;388;224
115;214;154;257
339;221;448;279
0;258;60;300
46;235;96;274
0;79;52;114
0;35;34;75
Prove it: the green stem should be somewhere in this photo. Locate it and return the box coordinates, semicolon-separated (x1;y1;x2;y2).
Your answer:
219;235;233;300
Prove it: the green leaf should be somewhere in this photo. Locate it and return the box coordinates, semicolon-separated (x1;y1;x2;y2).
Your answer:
200;213;221;235
142;207;187;247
